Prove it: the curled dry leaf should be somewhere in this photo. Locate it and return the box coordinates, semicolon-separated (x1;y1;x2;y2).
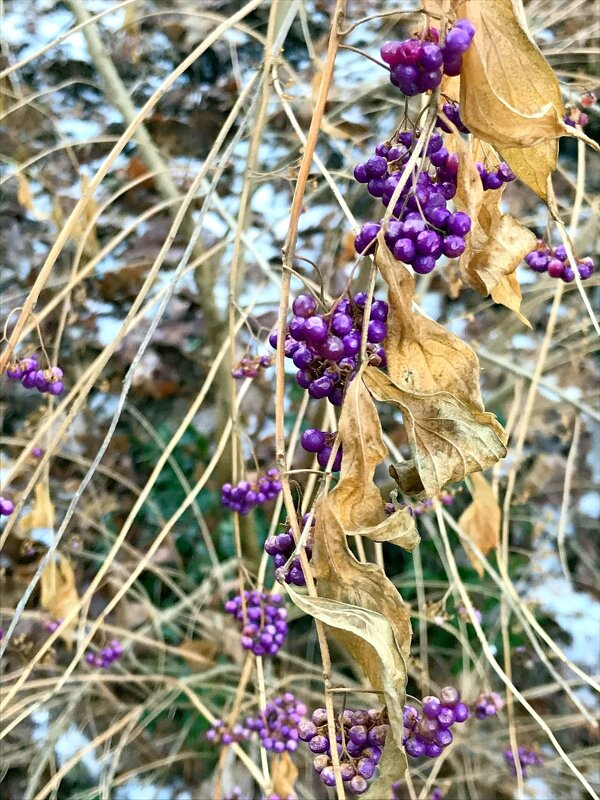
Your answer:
270;752;298;800
364;368;507;499
457;0;565;198
449;133;536;321
458;472;501;576
330;375;418;548
40;554;79;646
375;238;488;403
285;492;413;786
330;376;388;530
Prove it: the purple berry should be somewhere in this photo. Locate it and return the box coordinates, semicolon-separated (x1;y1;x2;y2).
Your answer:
413;255;436;274
446;211;471;237
301;429;326;453
422;696;442;719
367;320;387;343
303;316;328;343
292;294;317;318
547;258;565;279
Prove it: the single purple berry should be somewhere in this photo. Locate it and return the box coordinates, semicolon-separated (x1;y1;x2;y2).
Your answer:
292;294;317;318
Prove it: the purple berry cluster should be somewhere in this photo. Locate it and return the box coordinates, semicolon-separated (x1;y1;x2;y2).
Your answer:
354;132;473;273
473;690;504;719
525;242;594;282
264;514;314;587
0;497;14;517
206;719;250;745
224;591;288;657
43;618;61;633
85;639;123;668
437;101;470;133
231;354;272;379
564;107;589;128
5;355;64;396
246;692;306;753
300;428;343;471
221;469;282;515
299;706;389;795
504;746;543;776
475;160;515;191
381;19;475;96
403;687;469;759
271;293;387;405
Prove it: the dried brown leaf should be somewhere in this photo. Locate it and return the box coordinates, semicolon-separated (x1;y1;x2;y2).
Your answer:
354;510;420;550
270;752;298;800
375;240;487;406
458;0;566;197
364;368;507;498
40;555;79;645
458;473;500;575
330;373;418;547
450;133;536;321
20;482;55;533
330;376;388;530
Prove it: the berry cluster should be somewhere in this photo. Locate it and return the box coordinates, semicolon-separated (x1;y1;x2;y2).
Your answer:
476;160;515;191
473;691;504;719
43;619;61;634
224;591;288;657
354;131;473;273
0;498;14;517
436;101;470;133
264;514;314;587
381;19;475;96
403;687;469;759
525;243;594;282
5;355;64;396
246;693;306;753
221;469;282;515
206;719;250;745
231;354;272;379
299;706;389;795
85;640;123;669
504;746;543;776
564;107;589;128
271;293;387;405
31;447;44;458
300;428;343;471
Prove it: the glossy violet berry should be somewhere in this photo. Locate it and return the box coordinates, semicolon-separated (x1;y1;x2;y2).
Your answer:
547;258;565;279
442;235;466;258
292;294;317;318
308;376;333;399
0;497;14;516
446;211;471;237
301;429;326;453
367;320;387;343
303;316;328;343
422;696;442;719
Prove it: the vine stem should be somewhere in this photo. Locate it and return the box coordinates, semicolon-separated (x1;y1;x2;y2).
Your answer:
274;2;347;798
